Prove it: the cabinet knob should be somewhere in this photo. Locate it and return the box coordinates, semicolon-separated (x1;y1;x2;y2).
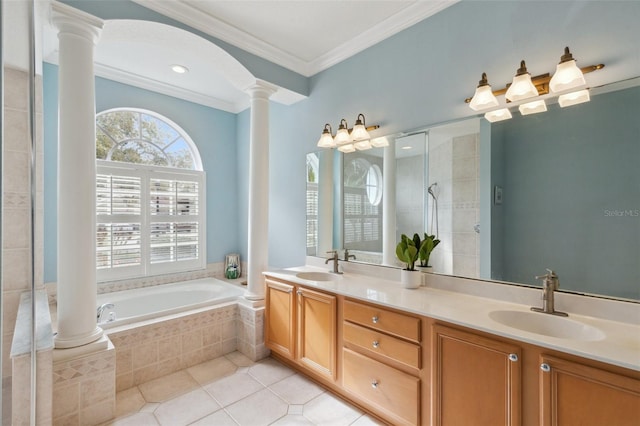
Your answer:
371;380;378;389
540;363;551;372
372;315;379;324
508;353;518;362
296;290;302;295
372;340;379;349
286;289;293;294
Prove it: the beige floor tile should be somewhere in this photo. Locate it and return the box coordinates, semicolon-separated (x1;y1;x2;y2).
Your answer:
269;374;325;405
188;409;238;426
203;371;264;407
225;351;255;367
104;412;159;426
187;356;237;386
115;387;146;419
303;393;362;426
225;388;288;426
154;389;221;426
271;414;315;425
138;371;199;403
248;358;295;386
140;403;160;413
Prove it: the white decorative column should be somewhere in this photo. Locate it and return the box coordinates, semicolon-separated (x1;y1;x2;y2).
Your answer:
52;2;104;348
382;141;397;266
245;81;276;300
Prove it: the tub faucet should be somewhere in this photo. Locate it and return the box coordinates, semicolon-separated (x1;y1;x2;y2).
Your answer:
531;269;568;317
343;249;356;262
325;250;342;274
97;303;115;323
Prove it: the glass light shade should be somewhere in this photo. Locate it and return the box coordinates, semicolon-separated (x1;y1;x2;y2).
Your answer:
317;130;335;148
550;60;586;93
469;84;499;111
558;89;590;108
351;123;371;142
370;137;389;148
505;73;538;102
337;143;355;153
354;139;372;151
519;99;547;116
334;127;352;145
484;108;512;123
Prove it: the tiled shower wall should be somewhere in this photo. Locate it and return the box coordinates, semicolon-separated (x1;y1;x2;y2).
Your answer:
2;67;45;421
429;133;480;277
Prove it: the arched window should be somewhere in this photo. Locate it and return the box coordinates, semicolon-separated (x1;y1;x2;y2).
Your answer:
95;108;205;281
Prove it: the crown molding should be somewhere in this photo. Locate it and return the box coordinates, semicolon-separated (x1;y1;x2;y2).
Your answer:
308;1;458;74
132;0;458;77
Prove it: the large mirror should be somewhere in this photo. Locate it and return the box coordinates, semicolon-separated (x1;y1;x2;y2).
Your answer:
306;81;640;301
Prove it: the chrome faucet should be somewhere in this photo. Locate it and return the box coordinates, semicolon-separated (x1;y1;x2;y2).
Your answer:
531;269;568;316
343;249;356;262
325;250;342;274
97;303;115;323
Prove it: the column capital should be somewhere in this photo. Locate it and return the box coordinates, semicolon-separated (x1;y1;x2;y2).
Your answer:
51;1;104;45
245;79;278;100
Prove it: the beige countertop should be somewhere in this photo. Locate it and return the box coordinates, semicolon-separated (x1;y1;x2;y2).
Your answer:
264;265;640;372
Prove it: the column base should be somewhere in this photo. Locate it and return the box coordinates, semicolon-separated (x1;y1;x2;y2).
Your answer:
54;326;104;350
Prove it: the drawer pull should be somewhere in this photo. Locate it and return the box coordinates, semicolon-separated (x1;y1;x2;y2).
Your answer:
540;363;551;373
508;353;518;362
372;340;379;349
372;315;379;324
371;380;379;389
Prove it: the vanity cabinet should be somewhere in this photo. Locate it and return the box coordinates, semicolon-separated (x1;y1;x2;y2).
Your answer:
539;354;640;426
432;324;522;426
264;278;337;380
342;299;422;425
265;279;296;359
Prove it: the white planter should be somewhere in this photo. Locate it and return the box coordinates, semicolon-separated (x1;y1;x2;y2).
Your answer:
401;269;421;289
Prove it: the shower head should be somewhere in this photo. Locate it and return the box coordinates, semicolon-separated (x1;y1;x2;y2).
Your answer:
427;182;437;198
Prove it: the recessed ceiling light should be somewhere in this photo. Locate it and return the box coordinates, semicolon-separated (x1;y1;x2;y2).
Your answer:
171;64;189;74
401;146;413;150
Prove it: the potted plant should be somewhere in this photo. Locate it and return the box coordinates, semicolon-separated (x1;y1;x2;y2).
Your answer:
396;234;421;288
418;233;440;268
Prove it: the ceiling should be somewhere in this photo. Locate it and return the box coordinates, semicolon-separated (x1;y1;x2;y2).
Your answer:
40;0;457;113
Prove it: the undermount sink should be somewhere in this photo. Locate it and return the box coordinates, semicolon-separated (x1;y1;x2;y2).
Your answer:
489;310;605;341
295;271;343;282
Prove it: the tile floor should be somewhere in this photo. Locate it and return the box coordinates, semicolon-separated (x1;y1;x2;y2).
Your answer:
102;351;382;426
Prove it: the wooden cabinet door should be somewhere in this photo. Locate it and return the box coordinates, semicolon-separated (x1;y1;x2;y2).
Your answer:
297;287;337;379
432;324;522;426
540;355;640;426
265;279;296;359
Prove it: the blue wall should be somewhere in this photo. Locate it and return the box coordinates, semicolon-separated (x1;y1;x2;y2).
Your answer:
266;0;640;268
43;63;239;283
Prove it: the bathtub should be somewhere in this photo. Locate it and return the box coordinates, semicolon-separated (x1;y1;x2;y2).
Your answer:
97;277;245;329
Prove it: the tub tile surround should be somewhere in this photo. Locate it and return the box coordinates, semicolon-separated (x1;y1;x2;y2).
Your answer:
52;340;116;425
103;352;381;426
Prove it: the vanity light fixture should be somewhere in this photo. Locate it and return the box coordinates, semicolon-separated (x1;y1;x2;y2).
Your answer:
171;64;189;74
370;137;389;148
558;89;590;108
469;73;499;111
466;47;604;122
505;60;539;102
519;99;547;115
316;114;380;150
549;47;586;93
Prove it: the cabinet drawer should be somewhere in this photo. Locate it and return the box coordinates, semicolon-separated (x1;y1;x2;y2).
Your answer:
344;299;421;343
343;348;419;425
343;322;421;369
